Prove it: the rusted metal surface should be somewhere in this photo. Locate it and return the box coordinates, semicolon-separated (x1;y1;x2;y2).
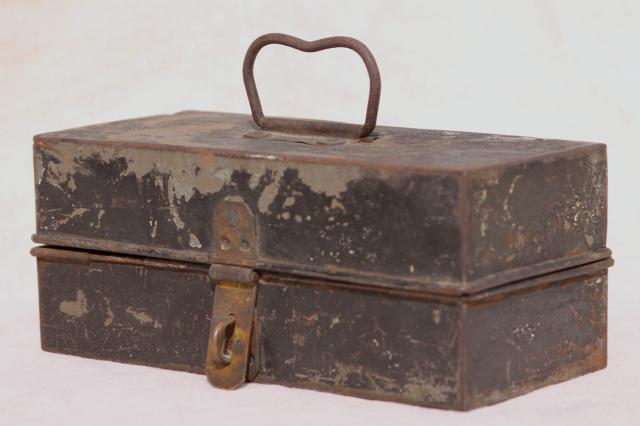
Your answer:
243;33;381;139
212;198;257;267
462;269;608;409
205;197;260;389
254;275;461;408
32;247;609;410
32;111;608;295
31;33;612;410
34;248;212;373
208;263;258;284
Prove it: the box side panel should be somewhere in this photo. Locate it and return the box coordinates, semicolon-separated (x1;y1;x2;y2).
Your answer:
37;257;212;372
466;145;607;288
254;278;462;409
462;269;607;409
33;139;463;291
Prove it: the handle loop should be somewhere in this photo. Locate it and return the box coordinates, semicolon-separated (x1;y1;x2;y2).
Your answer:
242;33;381;139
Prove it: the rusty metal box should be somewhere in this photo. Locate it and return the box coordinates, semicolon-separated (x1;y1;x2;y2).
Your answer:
31;34;612;410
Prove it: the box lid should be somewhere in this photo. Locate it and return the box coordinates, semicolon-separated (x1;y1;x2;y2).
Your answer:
33;110;609;295
32;33;609;295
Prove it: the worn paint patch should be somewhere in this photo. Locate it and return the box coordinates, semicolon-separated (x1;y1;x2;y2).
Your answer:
292;333;306;346
432;309;442;325
258;176;281;213
189;233;202;248
38;254;214;375
37;142;371;259
104;302;114;327
403;378;452;403
168;205;185;230
50;208;89;230
126;307;161;329
296;166;360;198
95;209;106;229
330;198;346;212
283;196;296;208
59;289;89;318
256;164;359;214
585;234;594;247
33;151;45;185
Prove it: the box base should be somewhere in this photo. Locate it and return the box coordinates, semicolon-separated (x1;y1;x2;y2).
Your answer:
34;247;609;410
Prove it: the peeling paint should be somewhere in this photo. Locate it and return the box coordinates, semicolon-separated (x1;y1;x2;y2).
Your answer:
283;196;296;208
189;233;202;248
168;205;185;230
293;333;306;346
96;209;106;228
585;234;594;247
67;175;77;191
51;207;89;230
258;176;280;213
34;152;45;185
480;221;488;237
126;307;161;329
104;298;114;327
59;289;89;318
297;166;360;198
48;142;361;216
432;309;441;325
149;219;158;238
502;174;523;213
330;198;346;212
329;316;340;328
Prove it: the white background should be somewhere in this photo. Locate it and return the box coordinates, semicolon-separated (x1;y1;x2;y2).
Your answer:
1;1;639;424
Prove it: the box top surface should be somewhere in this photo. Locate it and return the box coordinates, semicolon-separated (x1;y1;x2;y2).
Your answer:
35;111;599;174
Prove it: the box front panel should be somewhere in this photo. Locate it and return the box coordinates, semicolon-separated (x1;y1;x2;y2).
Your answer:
254;277;462;409
37;256;212;372
35;252;463;409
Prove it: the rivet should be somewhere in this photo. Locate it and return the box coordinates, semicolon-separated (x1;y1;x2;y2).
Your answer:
221;237;231;250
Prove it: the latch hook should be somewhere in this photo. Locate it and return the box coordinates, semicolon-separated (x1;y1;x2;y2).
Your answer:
205;264;259;390
211;314;236;366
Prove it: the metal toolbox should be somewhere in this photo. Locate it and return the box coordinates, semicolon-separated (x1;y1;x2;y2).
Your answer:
31;34;612;410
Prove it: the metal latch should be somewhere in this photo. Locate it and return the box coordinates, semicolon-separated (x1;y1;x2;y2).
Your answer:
205;263;258;389
207;196;258;389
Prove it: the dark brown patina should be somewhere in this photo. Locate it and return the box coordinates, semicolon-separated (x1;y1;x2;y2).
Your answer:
30;33;612;410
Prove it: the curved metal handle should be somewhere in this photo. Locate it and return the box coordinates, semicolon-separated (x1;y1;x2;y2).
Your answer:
243;33;381;139
211;314;236;366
